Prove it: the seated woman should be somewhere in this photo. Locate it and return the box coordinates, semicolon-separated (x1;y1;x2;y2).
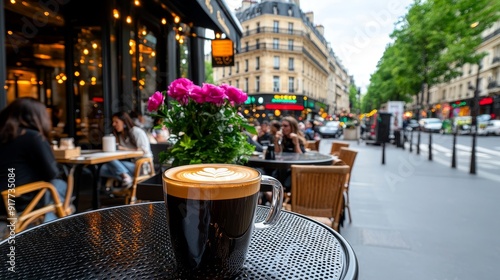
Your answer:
275;116;306;154
100;112;153;187
0;98;68;222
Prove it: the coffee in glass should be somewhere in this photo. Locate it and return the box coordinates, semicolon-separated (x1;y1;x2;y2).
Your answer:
163;164;283;278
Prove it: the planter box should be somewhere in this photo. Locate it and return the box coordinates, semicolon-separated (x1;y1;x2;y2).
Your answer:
343;127;359;140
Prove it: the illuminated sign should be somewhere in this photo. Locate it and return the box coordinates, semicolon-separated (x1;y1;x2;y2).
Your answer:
265;104;304;110
211;39;234;67
479;97;493;106
452;101;467;108
271;94;297;103
244;96;256;104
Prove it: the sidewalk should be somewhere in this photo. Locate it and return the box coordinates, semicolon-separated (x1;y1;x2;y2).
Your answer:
320;140;500;280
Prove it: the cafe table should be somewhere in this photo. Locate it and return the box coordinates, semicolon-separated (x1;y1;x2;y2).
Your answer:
57;149;143;210
0;202;358;279
247;151;335;188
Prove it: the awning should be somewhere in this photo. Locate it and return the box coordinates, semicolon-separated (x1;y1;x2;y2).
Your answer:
165;0;242;49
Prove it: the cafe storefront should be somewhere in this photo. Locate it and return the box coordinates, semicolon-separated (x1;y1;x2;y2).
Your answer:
241;93;329;123
0;0;241;146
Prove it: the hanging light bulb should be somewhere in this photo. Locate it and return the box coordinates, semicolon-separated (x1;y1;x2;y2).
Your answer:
126;16;132;24
113;9;120;19
161;18;167;25
134;0;140;6
174;16;180;24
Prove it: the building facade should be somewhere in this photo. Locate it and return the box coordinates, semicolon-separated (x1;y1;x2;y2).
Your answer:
0;0;242;146
213;0;350;123
413;21;500;120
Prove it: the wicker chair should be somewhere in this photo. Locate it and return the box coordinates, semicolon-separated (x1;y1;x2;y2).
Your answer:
330;141;350;157
290;165;349;232
1;181;69;234
305;139;320;151
337;147;358;223
112;157;156;204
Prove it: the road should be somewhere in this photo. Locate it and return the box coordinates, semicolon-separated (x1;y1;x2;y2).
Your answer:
403;131;500;183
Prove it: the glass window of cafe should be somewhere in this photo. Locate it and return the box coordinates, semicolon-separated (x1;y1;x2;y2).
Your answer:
3;2;165;147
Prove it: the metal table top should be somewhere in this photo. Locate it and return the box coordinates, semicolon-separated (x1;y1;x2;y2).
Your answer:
247;151;334;170
1;202;358;279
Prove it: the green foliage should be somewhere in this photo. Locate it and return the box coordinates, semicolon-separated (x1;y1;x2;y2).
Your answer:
158;99;255;167
205;61;214;84
364;0;500;108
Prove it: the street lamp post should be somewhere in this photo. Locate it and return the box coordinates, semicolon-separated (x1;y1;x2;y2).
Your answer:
470;62;481;174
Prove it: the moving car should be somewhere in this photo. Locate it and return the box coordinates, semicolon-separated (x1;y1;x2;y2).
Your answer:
318;121;342;138
418;118;443;132
485;120;500;136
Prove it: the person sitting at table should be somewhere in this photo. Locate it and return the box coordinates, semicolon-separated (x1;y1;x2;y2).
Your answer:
257;120;273;146
274;116;306;154
0;98;68;222
100;111;153;188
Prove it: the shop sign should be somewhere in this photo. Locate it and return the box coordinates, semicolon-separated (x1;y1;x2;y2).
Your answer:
211;39;234;67
479;97;493;106
271;94;297;104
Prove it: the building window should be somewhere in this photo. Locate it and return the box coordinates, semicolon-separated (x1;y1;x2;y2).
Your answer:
222;67;225;77
245;59;249;72
255;76;260;92
273;38;279;49
274;56;280;70
273;20;279;33
288;39;294;51
256;39;260;49
256;57;260;70
256;22;260;33
236;79;239;88
273;76;280;92
288;77;295;93
288;22;293;34
245;42;249;52
273;5;278;15
288;6;293;16
288;57;294;70
229;66;232;76
245;78;249;92
246;25;249;36
236;61;239;73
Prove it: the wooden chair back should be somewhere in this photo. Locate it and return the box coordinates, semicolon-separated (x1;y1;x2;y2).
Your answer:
1;181;67;233
290;165;349;231
330;141;350;157
128;157;156;204
305;140;320;151
337;147;358;188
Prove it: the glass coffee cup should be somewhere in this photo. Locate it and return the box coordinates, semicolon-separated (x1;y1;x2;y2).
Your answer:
163;164;283;279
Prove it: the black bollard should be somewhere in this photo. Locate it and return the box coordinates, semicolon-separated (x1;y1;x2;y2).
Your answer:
451;132;457;168
428;131;433;161
417;130;421;155
382;142;386;165
409;129;413;153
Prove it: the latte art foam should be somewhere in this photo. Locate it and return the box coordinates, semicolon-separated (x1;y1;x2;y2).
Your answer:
163;164;261;200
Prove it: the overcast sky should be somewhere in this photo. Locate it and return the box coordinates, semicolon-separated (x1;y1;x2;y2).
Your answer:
225;0;415;94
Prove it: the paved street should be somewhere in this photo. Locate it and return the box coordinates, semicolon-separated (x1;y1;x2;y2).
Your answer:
318;138;500;280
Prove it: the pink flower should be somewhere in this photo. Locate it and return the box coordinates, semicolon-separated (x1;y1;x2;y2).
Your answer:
147;91;164;112
168;78;194;105
220;84;248;104
189;85;205;103
202;83;226;105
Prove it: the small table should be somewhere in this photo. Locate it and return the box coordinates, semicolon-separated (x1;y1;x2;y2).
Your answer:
57;150;143;210
247;152;334;188
0;202;358;279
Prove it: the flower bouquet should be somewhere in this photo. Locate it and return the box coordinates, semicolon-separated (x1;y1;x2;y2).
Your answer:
147;78;256;167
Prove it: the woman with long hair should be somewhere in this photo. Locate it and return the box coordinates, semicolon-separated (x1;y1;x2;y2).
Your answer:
100;111;152;187
275;116;306;154
0;98;67;222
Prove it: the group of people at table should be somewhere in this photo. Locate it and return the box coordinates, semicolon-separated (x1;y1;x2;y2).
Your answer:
0;97;318;226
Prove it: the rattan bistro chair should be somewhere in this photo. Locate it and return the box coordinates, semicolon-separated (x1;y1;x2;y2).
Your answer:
330;141;350;157
112;157;156;204
290;165;349;232
337;147;358;223
1;181;69;234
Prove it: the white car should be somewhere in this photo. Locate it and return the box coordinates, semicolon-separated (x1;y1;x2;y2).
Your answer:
485;120;500;136
418;118;443;132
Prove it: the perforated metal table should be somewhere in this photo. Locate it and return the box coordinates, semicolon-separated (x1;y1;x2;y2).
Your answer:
1;202;358;279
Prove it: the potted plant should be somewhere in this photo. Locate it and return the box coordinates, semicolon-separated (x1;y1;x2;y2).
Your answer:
147;78;256;167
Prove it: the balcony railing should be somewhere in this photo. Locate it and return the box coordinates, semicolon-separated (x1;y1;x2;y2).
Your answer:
240;43;302;53
245;27;305;37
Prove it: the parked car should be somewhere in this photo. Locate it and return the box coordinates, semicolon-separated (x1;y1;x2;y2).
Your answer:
318;121;342;138
485;120;500;136
418;118;443;132
453;116;472;135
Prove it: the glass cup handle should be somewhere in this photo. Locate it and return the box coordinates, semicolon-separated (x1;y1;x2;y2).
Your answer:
255;175;284;230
